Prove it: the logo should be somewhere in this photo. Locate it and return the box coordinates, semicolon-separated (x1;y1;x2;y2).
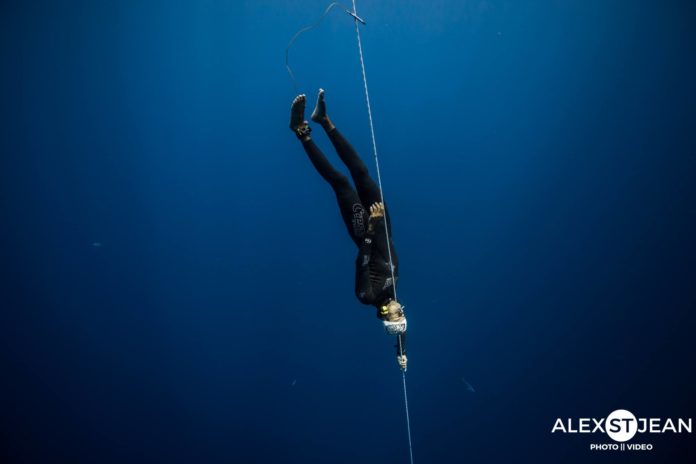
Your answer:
605;409;637;442
351;203;365;236
552;409;692;452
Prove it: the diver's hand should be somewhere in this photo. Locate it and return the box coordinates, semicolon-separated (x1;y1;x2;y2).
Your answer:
397;354;408;370
369;202;385;219
367;202;385;235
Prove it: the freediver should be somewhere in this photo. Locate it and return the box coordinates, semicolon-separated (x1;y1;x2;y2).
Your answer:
289;89;407;370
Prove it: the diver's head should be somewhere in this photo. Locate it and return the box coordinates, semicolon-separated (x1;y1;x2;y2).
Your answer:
382;300;404;321
379;300;407;335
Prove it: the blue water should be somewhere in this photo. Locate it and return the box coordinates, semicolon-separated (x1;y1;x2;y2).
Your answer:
2;1;695;463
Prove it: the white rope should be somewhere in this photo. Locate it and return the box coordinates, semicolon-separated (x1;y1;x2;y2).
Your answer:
350;1;397;302
401;369;415;464
350;3;413;464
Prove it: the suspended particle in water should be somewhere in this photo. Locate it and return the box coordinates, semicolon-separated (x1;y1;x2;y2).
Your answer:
461;378;475;393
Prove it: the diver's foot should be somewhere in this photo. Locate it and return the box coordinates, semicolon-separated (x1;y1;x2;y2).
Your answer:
289;94;306;132
311;88;328;123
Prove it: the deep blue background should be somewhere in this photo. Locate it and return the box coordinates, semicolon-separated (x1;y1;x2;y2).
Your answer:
1;1;695;463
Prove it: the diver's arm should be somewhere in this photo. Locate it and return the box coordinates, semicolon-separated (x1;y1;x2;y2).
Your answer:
365;212;397;280
395;332;407;356
355;235;376;304
368;202;394;264
355;205;388;304
355;212;384;304
369;217;391;261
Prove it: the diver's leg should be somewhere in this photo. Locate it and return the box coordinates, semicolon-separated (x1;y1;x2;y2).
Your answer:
299;137;347;191
299;137;366;245
327;127;382;207
290;94;307;132
311;89;382;207
325;128;395;235
294;94;367;243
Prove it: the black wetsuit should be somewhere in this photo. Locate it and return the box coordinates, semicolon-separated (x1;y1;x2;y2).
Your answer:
300;125;406;356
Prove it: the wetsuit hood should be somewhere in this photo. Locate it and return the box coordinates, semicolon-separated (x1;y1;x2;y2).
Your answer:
383;317;407;335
